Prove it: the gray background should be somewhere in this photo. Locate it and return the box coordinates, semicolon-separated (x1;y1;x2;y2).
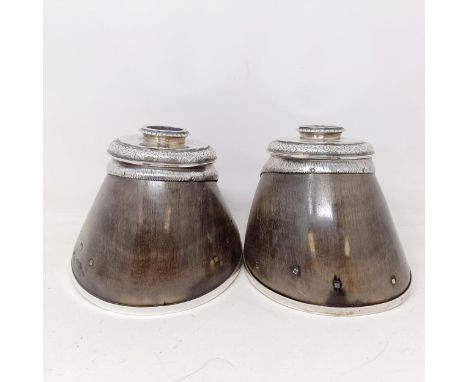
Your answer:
44;1;424;381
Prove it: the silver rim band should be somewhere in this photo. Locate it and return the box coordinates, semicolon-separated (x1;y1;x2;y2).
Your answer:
245;267;411;316
107;160;218;181
262;156;375;174
71;263;241;316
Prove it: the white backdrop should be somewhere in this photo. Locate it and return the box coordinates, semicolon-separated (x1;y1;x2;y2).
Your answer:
44;1;424;381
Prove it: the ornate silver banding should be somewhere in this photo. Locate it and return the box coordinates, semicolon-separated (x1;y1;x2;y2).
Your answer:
299;125;344;134
298;125;344;141
107;160;218;181
264;125;375;174
141;126;189;139
108;139;217;167
268;140;374;159
107;126;218;181
140;126;190;147
262;157;375;174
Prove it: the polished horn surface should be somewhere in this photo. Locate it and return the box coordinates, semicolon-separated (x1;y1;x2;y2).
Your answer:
71;126;242;314
244;125;411;315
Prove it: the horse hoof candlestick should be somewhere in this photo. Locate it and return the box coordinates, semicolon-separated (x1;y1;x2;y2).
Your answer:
71;126;242;315
244;125;411;316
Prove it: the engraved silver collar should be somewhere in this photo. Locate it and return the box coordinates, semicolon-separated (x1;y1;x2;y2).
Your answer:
107;126;218;181
263;125;375;174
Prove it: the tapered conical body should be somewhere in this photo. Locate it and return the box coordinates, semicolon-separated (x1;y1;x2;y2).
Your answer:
71;126;242;312
244;126;411;315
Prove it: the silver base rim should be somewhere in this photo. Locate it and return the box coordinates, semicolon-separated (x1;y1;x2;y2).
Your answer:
245;267;411;316
71;264;241;316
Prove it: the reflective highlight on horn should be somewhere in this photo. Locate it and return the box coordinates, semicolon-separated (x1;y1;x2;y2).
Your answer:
244;125;411;316
71;126;242;314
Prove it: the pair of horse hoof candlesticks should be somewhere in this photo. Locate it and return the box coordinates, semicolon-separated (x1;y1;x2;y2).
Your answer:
71;125;411;316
